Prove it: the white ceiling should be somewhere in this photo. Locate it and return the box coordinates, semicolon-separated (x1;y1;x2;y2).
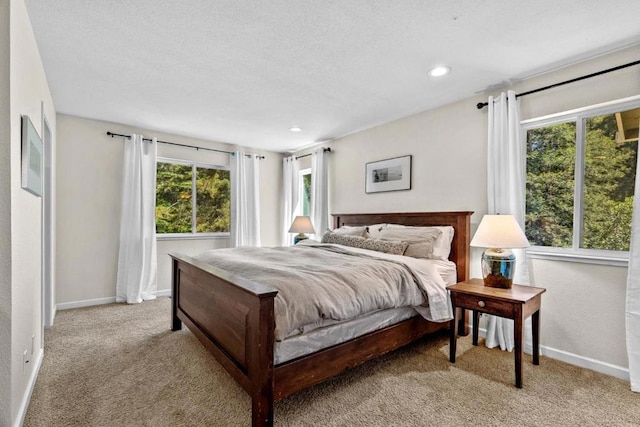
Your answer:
24;1;640;153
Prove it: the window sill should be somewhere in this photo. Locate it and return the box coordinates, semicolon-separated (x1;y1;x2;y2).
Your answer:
157;233;230;241
527;248;629;267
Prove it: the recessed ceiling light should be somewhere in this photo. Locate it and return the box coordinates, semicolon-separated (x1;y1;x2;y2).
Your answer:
427;66;451;77
289;126;302;132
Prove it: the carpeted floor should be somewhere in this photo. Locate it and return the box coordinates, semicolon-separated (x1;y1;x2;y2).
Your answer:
24;297;639;426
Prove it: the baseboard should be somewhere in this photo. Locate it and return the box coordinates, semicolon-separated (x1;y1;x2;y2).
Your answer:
540;345;630;381
474;326;629;381
14;348;44;427
57;296;116;311
57;289;171;311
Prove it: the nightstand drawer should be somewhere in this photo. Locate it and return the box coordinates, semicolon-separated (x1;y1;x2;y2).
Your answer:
452;292;514;318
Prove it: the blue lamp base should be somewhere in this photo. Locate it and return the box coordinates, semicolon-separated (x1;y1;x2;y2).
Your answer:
481;248;516;288
293;233;308;245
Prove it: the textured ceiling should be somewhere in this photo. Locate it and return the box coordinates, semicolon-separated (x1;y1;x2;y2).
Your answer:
24;1;640;153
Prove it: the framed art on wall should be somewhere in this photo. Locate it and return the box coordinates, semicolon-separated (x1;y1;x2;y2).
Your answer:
21;115;43;197
365;155;412;193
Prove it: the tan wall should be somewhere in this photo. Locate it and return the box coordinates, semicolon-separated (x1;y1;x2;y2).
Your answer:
323;44;640;375
0;2;11;425
6;0;57;424
55;114;282;304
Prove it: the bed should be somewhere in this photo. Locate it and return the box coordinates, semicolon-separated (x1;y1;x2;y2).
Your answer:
170;211;472;426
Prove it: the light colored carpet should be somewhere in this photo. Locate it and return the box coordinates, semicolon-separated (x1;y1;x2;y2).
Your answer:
25;297;639;426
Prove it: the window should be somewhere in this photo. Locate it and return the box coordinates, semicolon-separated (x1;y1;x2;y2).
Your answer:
155;158;230;236
299;168;311;217
524;98;640;261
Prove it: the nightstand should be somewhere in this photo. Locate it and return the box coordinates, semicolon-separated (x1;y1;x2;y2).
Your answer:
447;278;546;388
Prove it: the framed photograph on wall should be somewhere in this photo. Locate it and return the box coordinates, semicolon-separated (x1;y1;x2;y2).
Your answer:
365;155;412;193
21;115;43;197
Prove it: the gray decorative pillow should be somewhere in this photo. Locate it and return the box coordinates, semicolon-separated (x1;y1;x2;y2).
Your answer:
321;231;408;255
360;238;408;255
321;230;367;247
378;226;442;259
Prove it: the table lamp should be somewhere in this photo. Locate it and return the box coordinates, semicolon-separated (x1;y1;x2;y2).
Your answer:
289;216;315;244
470;214;530;288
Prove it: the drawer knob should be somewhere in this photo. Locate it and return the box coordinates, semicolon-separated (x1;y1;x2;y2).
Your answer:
478;300;486;308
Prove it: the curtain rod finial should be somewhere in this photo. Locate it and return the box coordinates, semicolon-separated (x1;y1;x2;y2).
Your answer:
476;102;488;110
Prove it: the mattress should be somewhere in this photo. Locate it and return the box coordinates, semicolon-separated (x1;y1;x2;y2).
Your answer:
275;259;457;364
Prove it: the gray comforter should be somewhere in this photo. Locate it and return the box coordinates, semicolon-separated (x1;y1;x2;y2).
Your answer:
193;243;452;340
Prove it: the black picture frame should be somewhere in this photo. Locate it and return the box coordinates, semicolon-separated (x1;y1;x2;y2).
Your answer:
365;155;412;193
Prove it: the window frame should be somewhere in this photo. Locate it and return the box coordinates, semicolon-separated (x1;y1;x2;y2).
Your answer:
522;94;640;266
156;156;231;240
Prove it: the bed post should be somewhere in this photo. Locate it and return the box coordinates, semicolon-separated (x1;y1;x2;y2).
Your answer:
171;258;182;331
249;295;276;426
452;212;471;336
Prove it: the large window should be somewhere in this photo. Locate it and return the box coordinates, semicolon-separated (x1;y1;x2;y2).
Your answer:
524;99;640;259
155;158;230;236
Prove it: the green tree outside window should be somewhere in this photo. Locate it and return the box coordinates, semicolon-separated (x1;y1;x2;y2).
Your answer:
156;161;230;234
526;107;639;252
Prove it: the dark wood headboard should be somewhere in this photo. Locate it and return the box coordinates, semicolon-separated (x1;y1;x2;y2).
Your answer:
332;211;473;283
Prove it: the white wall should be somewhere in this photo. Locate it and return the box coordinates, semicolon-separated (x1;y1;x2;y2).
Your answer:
55;114;282;306
322;44;640;377
4;0;57;425
0;2;12;425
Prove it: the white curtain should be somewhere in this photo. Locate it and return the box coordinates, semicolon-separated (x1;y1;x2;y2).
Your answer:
485;90;530;351
231;151;261;247
281;156;300;246
626;118;640;392
310;147;329;238
115;134;158;304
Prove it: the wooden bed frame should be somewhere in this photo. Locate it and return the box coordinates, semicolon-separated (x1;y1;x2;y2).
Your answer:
170;211;472;426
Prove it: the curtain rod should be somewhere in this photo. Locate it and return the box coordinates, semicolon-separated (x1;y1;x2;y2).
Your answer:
294;147;332;160
106;131;265;159
476;59;640;110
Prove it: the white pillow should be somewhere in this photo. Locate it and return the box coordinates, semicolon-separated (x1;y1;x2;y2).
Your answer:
366;223;387;239
378;226;441;259
385;224;453;260
332;225;368;237
431;226;455;260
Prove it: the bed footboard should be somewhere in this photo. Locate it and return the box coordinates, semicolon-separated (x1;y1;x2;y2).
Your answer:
171;254;278;426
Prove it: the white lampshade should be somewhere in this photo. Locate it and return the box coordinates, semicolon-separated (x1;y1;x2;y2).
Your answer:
288;216;315;234
470;214;530;249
